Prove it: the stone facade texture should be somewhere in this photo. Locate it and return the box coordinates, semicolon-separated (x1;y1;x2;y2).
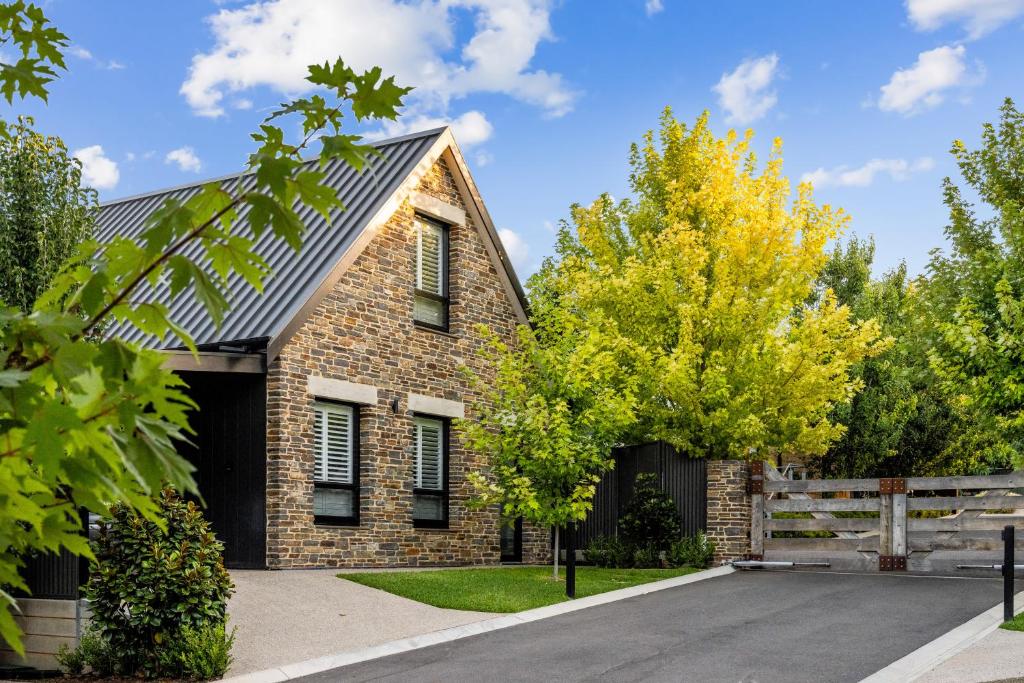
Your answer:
265;157;547;568
706;460;751;563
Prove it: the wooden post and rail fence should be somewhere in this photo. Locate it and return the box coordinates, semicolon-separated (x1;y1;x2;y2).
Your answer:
748;463;1024;575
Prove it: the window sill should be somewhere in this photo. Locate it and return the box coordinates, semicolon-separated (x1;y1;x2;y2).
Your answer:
413;520;450;530
314;517;359;528
413;321;457;338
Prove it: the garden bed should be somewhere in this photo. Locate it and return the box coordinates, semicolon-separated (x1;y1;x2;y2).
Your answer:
340;566;699;612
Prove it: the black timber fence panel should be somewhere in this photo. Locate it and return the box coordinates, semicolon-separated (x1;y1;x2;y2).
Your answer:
18;508;90;600
578;441;707;548
18;547;84;600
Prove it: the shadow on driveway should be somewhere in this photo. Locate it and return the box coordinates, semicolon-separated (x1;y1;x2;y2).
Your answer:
293;569;1016;683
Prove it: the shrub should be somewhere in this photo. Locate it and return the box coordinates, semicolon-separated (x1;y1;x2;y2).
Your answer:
618;473;681;552
55;642;84;675
584;535;632;568
160;622;237;680
57;626;117;677
668;531;716;568
631;542;661;568
85;486;234;678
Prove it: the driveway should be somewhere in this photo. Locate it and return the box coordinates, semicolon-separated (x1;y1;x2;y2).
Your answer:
292;570;1014;683
227;569;494;676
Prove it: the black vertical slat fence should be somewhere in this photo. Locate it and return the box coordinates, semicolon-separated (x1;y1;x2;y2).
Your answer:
17;547;83;600
577;441;707;548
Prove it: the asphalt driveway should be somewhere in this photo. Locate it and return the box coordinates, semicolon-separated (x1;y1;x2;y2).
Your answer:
293;569;1014;683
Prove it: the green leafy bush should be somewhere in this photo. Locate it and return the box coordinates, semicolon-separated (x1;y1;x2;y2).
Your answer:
631;542;661;568
84;487;233;678
57;626;117;677
159;622;236;680
584;535;633;568
618;473;681;552
55;641;84;675
668;531;716;568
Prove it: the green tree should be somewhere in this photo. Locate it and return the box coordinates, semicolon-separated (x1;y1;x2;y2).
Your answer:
0;2;410;652
924;98;1024;469
812;236;982;477
459;311;638;577
535;109;884;462
0;116;97;313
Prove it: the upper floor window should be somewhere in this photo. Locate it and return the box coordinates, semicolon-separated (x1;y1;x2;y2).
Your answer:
313;401;359;525
414;216;448;330
412;415;448;528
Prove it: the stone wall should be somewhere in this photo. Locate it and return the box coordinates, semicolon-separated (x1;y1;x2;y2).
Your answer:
265;157;523;568
706;460;751;563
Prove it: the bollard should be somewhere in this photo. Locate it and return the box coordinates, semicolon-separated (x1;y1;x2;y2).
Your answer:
565;523;576;599
1004;525;1015;623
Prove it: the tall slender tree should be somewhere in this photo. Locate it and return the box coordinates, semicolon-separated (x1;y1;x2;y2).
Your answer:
0;116;97;313
924;98;1024;469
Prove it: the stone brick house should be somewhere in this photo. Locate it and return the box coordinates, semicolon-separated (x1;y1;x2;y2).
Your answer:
96;127;547;569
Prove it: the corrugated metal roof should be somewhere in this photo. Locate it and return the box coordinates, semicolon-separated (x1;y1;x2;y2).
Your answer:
96;128;445;351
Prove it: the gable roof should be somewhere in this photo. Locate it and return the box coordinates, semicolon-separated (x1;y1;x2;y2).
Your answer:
96;127;529;358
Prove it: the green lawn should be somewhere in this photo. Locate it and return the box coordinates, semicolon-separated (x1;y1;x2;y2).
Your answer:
339;565;700;612
1001;612;1024;632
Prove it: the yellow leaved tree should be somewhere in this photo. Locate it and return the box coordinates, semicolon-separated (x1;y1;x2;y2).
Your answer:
535;109;887;461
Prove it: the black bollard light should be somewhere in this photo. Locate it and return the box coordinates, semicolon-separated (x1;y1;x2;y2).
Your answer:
566;523;576;599
1004;525;1015;623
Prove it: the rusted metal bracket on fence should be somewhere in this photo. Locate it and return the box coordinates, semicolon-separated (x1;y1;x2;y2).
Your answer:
748;461;764;494
879;478;907;495
879;555;907;571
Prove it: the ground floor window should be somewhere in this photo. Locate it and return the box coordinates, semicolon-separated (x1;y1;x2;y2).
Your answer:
413;415;448;528
313;401;359;525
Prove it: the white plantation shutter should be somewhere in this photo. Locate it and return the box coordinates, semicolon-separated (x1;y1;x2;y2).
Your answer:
416;219;444;295
415;417;444;490
313;403;353;484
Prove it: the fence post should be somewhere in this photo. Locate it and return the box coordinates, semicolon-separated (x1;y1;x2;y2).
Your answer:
1004;525;1014;623
879;485;892;562
893;488;907;564
879;478;907;571
749;461;765;559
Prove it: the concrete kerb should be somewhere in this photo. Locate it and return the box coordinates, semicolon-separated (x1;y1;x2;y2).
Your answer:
222;564;736;683
860;588;1024;683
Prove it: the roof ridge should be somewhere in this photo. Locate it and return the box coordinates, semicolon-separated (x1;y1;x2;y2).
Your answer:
100;126;448;208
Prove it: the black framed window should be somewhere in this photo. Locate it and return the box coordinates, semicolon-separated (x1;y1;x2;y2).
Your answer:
312;401;359;526
413;216;449;331
412;415;449;528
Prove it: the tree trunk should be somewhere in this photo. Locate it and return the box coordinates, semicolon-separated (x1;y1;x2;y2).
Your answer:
552;526;560;579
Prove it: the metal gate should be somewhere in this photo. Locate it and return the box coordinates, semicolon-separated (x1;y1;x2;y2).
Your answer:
751;463;1024;575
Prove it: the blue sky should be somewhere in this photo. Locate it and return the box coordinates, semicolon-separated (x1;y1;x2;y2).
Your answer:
12;1;1024;279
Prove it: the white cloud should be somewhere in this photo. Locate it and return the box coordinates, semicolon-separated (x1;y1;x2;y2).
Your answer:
712;53;780;126
69;46;93;60
371;109;494;147
165;146;203;173
124;152;136;162
73;145;120;190
645;0;664;16
498;228;530;273
878;45;979;115
232;98;253;110
69;45;124;70
906;0;1024;39
180;0;576;122
474;150;494;167
801;157;935;188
